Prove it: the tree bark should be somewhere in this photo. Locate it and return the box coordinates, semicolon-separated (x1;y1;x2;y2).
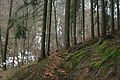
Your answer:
73;0;77;45
53;1;59;49
0;0;3;66
117;0;120;29
39;0;48;59
91;0;94;39
64;0;70;49
97;0;100;37
82;0;85;41
111;0;115;32
3;0;13;71
46;0;53;56
101;0;106;37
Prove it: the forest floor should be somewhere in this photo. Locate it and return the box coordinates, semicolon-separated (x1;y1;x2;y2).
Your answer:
0;31;120;80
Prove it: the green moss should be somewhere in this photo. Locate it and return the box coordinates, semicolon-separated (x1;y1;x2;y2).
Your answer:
72;51;87;66
89;40;120;69
96;40;108;53
66;52;78;58
63;50;88;70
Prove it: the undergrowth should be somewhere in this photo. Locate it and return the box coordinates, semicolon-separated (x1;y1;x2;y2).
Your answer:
6;35;120;80
64;49;88;70
89;40;120;69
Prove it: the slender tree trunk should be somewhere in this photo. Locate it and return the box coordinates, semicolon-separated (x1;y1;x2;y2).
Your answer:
0;0;3;66
46;0;53;56
73;0;77;45
101;0;106;37
53;1;59;49
39;0;48;59
111;0;114;32
15;39;20;67
82;0;85;41
117;0;120;29
12;39;16;67
80;12;83;42
26;2;29;64
64;0;70;49
91;0;94;39
70;18;73;45
97;0;100;37
0;21;3;65
22;39;26;65
3;0;13;71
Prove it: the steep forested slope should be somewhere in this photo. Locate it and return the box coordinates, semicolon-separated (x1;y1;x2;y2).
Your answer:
0;31;120;80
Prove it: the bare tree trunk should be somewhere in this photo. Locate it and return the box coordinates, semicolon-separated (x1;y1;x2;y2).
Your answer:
26;2;29;64
22;39;26;65
91;0;94;39
39;0;48;59
101;0;106;37
111;0;115;32
0;21;3;65
73;0;77;45
82;0;85;41
64;0;70;49
12;39;16;67
46;0;53;56
117;0;120;29
3;0;13;71
15;39;20;67
53;1;59;49
0;0;3;66
97;0;100;37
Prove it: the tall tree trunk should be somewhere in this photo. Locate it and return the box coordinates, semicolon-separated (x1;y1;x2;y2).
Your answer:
3;0;13;71
53;1;59;49
15;39;20;67
82;0;85;41
22;39;26;65
39;0;48;59
111;0;115;32
0;21;3;65
70;17;73;45
0;0;3;66
97;0;100;37
12;39;16;67
12;28;16;67
64;0;70;49
21;6;26;65
46;0;53;56
73;0;77;45
117;0;120;29
91;0;94;39
25;1;29;64
101;0;106;37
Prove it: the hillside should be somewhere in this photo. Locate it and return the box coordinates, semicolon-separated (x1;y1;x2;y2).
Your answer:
0;31;120;80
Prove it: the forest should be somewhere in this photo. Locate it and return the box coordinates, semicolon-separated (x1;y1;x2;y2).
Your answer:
0;0;120;80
